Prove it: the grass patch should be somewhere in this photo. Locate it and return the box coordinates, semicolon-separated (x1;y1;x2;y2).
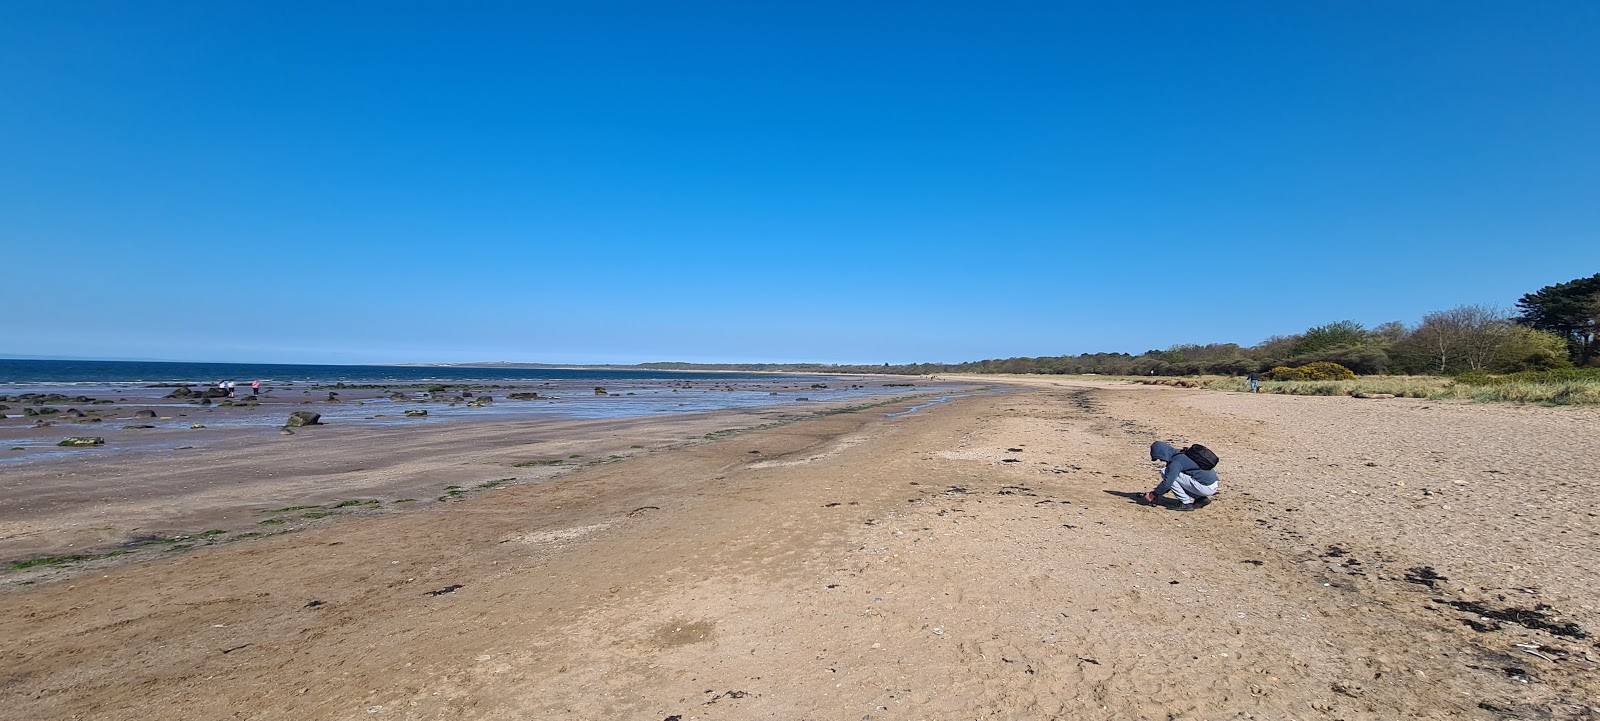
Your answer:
513;459;564;467
630;444;644;448
9;551;128;570
301;511;342;519
1446;369;1600;405
1125;374;1447;398
259;505;320;514
568;454;583;459
197;529;226;537
476;478;515;489
330;499;379;508
1119;372;1600;406
258;518;288;525
393;498;416;503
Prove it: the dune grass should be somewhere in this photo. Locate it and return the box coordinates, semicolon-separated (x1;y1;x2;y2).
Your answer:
1108;373;1600;405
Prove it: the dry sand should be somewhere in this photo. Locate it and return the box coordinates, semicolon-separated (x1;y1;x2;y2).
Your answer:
2;380;1598;720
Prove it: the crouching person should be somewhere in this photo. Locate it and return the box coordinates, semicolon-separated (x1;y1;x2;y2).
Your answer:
1142;441;1220;511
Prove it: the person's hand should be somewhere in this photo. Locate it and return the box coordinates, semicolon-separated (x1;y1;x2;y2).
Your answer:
1142;491;1156;505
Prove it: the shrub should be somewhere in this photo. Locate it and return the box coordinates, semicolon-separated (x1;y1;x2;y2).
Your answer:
1490;326;1574;372
1284;346;1391;375
1265;362;1357;381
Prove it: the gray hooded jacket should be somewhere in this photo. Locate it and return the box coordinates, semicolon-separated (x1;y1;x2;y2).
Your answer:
1151;441;1219;494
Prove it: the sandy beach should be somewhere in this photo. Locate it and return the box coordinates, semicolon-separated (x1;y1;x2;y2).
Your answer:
2;379;1598;720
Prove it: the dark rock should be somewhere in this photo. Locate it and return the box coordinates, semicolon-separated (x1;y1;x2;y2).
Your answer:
166;386;196;399
57;437;104;447
123;424;156;429
508;393;541;400
133;410;158;418
404;409;427;417
286;411;321;427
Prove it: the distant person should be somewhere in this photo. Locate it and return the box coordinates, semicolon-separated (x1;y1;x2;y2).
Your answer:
225;380;235;398
251;380;260;396
1142;441;1220;512
1247;370;1260;393
217;380;227;396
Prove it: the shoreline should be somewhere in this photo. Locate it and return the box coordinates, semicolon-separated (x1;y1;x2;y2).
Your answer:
0;386;974;586
0;375;958;461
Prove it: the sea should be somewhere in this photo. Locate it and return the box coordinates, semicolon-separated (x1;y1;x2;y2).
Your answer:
0;358;805;386
0;359;952;459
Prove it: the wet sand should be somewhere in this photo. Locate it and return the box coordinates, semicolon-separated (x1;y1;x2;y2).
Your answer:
0;379;962;572
1;379;1597;719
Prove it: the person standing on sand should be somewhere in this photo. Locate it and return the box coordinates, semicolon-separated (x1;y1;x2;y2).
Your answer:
1142;441;1219;511
251;380;260;396
226;380;235;398
1247;370;1260;393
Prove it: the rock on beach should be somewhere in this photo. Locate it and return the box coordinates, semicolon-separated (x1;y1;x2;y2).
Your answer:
285;411;322;427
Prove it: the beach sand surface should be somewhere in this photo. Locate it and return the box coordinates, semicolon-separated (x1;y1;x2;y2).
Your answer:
2;380;1597;719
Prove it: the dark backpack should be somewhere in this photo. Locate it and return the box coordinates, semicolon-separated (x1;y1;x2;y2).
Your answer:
1182;444;1219;471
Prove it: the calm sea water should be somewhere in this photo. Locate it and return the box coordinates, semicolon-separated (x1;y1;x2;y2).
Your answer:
0;359;803;386
0;359;961;462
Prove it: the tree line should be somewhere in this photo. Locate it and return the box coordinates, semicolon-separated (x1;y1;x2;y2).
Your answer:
641;272;1599;377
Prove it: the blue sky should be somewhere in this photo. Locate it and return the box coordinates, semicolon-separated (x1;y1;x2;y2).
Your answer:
3;2;1597;364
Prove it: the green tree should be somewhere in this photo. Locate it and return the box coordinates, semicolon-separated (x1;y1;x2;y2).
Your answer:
1491;326;1573;372
1368;321;1407;346
1516;273;1600;364
1292;320;1367;356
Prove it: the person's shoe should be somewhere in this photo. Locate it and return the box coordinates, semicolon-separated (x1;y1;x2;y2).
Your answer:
1173;503;1196;512
1193;497;1213;507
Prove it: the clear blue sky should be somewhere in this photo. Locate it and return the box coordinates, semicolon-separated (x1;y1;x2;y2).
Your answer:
3;2;1597;365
